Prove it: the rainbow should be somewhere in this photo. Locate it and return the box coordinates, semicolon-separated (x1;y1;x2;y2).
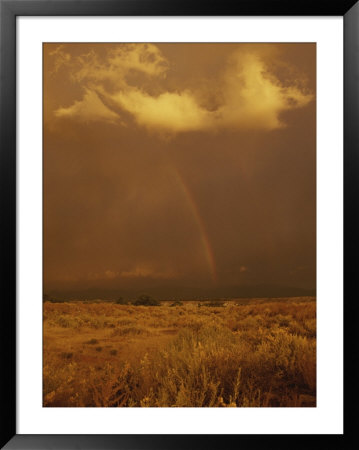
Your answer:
172;168;217;283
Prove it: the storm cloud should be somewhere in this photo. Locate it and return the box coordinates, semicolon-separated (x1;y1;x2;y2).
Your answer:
44;43;316;299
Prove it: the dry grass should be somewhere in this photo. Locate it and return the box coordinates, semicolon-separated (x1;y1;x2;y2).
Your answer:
43;298;316;407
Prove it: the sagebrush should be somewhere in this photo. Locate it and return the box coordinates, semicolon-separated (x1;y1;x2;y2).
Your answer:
43;298;316;407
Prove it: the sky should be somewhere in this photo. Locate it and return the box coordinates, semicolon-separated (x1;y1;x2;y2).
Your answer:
43;43;316;300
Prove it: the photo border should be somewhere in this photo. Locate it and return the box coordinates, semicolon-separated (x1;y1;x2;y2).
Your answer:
1;0;357;448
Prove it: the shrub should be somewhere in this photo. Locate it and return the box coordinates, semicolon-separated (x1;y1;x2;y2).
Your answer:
204;300;225;307
111;325;151;337
133;295;161;306
85;339;99;345
43;298;316;407
170;301;183;307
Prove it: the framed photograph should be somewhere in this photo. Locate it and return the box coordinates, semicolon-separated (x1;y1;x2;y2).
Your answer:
1;0;357;448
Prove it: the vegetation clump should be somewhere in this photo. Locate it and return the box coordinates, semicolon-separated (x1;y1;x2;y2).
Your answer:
85;338;99;345
133;295;161;306
43;294;66;303
43;298;316;407
203;300;225;307
170;301;183;307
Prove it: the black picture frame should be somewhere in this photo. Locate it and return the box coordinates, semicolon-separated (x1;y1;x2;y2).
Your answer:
1;1;357;448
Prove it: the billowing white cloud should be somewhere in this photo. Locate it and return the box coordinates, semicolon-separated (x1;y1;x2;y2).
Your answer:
110;89;212;132
52;44;313;134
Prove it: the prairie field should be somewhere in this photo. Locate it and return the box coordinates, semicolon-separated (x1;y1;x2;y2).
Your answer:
43;297;316;407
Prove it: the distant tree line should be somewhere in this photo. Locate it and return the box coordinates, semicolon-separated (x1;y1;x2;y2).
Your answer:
115;295;160;306
43;293;227;306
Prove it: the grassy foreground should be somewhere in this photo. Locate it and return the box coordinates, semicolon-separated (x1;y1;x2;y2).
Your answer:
43;298;316;407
